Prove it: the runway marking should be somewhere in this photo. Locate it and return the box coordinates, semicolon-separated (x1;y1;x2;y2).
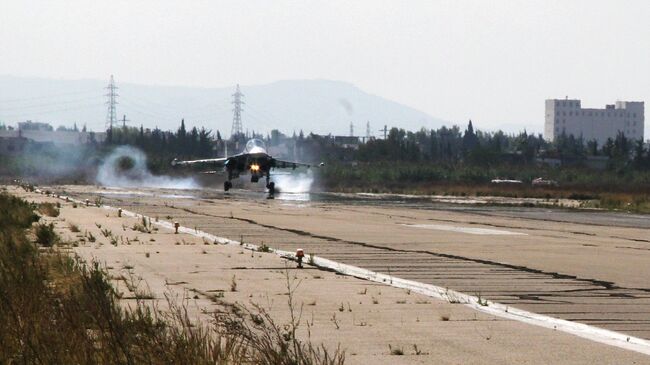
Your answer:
404;223;527;236
39;189;650;357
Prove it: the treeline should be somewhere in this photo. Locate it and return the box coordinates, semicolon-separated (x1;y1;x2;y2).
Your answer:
352;121;650;169
106;119;215;160
103;118;650;171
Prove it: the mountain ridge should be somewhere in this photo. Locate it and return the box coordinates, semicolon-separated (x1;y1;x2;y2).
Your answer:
0;75;447;136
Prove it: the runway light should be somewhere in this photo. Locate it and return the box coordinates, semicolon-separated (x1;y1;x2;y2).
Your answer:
296;248;305;269
250;164;260;172
174;222;180;234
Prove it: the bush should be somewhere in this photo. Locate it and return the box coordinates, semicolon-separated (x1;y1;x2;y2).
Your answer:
38;202;60;217
35;223;57;246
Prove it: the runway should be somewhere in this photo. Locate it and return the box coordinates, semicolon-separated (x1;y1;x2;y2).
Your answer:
51;185;650;340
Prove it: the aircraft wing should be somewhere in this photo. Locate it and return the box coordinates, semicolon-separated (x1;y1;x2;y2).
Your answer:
272;158;324;169
171;157;228;167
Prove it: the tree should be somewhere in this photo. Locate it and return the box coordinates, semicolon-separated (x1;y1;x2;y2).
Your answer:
633;139;646;168
462;120;479;157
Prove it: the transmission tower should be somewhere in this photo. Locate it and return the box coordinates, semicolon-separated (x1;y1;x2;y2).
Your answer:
366;121;371;139
349;121;354;137
105;75;118;130
231;84;244;138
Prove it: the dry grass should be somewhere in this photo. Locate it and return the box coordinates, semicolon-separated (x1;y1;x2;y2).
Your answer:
0;192;346;365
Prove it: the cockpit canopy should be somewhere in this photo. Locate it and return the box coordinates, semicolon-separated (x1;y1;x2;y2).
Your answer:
245;139;267;153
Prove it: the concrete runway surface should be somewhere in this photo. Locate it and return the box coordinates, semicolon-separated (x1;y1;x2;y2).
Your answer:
21;185;650;363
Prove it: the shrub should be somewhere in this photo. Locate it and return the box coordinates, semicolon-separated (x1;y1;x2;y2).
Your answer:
35;223;57;246
38;202;60;217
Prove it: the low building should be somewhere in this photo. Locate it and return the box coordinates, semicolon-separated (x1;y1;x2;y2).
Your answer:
0;129;105;145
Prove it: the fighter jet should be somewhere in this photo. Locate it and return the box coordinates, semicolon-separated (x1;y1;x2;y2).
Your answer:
172;138;322;196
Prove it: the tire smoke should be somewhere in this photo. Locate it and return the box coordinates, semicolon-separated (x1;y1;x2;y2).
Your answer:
96;146;198;189
273;170;314;193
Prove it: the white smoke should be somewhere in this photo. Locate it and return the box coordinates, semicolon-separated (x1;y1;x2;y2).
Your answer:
273;170;314;193
96;146;199;189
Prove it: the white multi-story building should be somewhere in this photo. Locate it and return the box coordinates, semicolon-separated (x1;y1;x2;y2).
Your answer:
544;98;644;146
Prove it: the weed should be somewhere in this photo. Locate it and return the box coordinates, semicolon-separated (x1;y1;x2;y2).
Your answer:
68;223;80;233
413;344;427;355
389;344;404;355
230;275;238;292
476;293;489;307
131;223;149;233
257;243;271;252
330;313;340;330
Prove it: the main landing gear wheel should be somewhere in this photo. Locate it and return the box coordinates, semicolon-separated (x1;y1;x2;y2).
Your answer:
267;182;275;199
224;181;232;192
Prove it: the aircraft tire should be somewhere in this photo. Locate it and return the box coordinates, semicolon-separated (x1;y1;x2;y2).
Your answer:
224;181;232;191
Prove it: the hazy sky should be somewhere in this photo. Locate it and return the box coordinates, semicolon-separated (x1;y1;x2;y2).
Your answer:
1;0;649;136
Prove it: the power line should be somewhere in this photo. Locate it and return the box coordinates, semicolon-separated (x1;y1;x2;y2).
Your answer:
0;95;103;112
0;89;100;104
0;102;104;119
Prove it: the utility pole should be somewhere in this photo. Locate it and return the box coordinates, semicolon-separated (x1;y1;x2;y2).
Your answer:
366;121;371;140
349;121;354;137
105;75;118;131
231;84;244;139
383;125;388;139
121;114;130;128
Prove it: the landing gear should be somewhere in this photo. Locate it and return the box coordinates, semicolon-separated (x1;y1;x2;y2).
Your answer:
266;175;275;199
224;180;232;192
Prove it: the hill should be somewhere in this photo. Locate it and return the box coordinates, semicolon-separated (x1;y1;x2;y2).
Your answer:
0;76;446;136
